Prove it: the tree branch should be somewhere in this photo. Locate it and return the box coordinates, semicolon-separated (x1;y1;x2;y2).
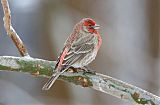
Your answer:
0;56;159;105
1;0;29;57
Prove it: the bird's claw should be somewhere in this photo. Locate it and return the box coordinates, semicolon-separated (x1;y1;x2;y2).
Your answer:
81;67;96;75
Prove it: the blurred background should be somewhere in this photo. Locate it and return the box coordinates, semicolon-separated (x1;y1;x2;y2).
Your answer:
0;0;159;105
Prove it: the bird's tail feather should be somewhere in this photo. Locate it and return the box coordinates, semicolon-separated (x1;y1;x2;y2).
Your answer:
42;68;68;90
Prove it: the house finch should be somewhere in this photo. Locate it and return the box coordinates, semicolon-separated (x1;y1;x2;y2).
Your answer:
42;18;102;90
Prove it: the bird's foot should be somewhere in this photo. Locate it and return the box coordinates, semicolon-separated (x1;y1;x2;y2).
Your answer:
66;67;79;73
66;66;96;75
81;66;96;75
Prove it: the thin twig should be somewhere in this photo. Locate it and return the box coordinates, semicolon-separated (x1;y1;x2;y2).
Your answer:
0;56;159;105
1;0;29;57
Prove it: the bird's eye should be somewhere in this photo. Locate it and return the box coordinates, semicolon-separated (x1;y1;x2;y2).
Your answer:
89;24;92;27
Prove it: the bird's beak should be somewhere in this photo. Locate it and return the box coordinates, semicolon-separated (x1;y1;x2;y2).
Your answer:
91;24;100;29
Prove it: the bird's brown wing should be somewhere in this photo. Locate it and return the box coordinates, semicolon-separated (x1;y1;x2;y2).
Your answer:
62;35;96;66
70;34;94;47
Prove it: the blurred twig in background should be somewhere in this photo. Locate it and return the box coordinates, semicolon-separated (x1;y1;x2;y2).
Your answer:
0;0;160;105
1;0;29;57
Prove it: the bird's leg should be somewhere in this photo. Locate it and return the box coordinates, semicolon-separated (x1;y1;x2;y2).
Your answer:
82;66;96;75
66;66;79;73
66;66;95;74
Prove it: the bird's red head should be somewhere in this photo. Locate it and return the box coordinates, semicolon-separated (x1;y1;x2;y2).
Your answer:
82;18;100;33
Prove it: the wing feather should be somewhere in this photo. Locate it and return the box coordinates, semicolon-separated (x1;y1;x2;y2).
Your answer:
62;35;95;66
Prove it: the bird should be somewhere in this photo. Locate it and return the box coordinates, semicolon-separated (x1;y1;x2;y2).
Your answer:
42;18;102;90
